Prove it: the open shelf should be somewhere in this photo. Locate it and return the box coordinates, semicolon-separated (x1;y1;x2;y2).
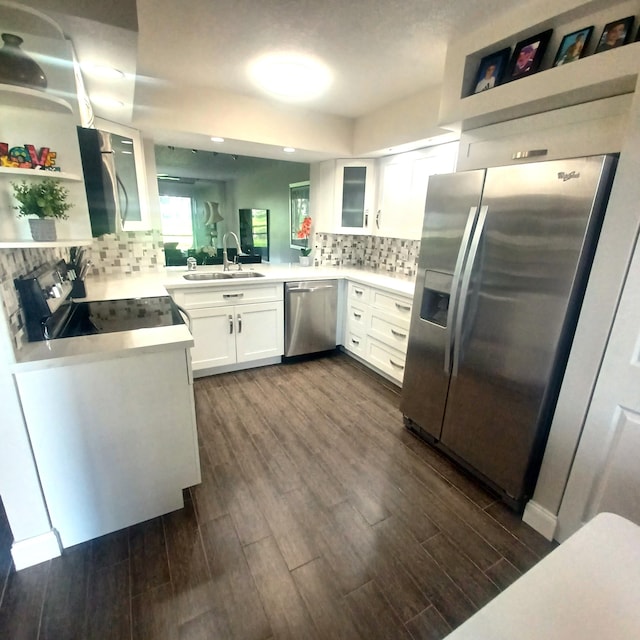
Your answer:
0;84;73;113
0;167;82;181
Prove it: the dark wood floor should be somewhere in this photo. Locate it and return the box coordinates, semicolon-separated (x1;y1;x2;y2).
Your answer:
0;353;555;639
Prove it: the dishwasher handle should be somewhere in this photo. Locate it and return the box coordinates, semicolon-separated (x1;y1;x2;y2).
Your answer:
288;285;335;294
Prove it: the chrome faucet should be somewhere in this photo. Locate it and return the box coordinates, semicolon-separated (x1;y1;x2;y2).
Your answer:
222;231;245;271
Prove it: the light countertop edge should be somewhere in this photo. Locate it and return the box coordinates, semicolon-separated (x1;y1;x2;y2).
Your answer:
12;264;415;369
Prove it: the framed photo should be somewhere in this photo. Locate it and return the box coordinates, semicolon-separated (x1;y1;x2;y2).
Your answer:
553;26;593;66
472;48;511;94
595;16;635;53
505;29;553;81
289;180;310;250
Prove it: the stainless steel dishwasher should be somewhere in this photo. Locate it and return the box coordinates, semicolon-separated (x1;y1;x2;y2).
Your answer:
285;280;338;356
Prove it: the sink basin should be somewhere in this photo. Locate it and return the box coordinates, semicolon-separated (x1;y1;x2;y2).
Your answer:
182;271;265;281
183;272;232;280
228;271;265;278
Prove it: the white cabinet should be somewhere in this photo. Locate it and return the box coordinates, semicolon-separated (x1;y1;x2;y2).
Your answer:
14;347;201;548
343;280;413;385
170;282;284;375
334;159;377;234
375;144;458;239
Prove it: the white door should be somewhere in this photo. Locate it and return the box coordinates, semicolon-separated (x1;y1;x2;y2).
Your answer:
235;301;284;363
557;236;640;541
376;157;411;237
190;305;237;370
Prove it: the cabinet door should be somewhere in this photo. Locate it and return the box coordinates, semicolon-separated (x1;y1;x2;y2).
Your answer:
335;160;376;234
376;156;412;237
190;305;237;370
235;301;284;363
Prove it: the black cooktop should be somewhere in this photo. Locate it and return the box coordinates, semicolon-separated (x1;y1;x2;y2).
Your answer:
51;296;185;340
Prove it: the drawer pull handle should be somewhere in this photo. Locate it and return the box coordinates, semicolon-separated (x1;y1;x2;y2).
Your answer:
351;338;360;345
223;293;244;298
353;312;362;319
228;314;234;334
354;289;364;296
395;302;410;312
391;329;407;339
389;358;405;370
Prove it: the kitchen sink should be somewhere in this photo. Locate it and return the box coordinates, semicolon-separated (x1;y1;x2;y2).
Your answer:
228;271;265;278
183;272;232;280
182;271;265;281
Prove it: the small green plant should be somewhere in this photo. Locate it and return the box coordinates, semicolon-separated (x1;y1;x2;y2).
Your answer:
11;178;73;219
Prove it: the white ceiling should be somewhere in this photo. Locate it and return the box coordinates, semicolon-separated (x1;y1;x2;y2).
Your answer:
12;0;532;159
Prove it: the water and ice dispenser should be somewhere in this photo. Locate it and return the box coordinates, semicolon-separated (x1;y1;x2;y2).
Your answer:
420;270;453;327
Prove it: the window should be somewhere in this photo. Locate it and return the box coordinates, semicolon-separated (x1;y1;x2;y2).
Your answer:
159;195;193;250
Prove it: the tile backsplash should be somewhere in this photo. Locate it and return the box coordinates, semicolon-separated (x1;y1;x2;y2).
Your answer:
87;230;164;276
314;233;420;276
0;246;71;351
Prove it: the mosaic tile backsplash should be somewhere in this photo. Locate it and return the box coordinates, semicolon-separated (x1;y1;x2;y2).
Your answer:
314;233;420;276
87;230;164;276
0;246;71;351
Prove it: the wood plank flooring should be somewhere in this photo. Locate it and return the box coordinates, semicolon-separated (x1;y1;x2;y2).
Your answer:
0;353;556;639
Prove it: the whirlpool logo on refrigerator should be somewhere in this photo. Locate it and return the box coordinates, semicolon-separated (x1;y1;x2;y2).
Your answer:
558;171;581;182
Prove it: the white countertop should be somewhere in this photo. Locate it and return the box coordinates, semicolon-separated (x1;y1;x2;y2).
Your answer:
445;512;640;639
13;264;415;370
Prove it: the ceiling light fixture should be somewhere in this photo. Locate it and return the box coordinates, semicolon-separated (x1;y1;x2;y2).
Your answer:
211;137;225;143
82;63;125;79
248;52;332;102
90;95;125;108
283;147;296;153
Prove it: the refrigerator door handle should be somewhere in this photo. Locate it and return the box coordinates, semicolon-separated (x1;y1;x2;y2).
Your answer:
444;206;480;376
452;205;488;377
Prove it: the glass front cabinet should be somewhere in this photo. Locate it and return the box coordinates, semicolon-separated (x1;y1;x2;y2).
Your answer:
334;159;376;234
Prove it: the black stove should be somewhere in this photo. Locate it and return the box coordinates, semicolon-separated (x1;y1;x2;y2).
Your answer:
15;261;185;342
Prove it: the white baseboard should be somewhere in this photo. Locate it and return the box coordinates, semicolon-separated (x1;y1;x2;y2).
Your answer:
523;500;558;541
11;530;62;570
193;356;281;378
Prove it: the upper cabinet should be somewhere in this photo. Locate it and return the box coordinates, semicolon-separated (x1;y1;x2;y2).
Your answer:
0;3;92;246
335;159;377;235
439;0;640;133
312;143;458;240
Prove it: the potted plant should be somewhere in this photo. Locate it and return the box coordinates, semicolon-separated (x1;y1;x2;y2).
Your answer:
11;178;73;241
296;215;312;266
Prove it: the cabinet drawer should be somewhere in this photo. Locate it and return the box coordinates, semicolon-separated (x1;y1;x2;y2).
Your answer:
369;310;410;354
366;337;406;384
371;288;412;321
348;282;370;305
344;329;366;357
171;283;282;310
346;301;369;333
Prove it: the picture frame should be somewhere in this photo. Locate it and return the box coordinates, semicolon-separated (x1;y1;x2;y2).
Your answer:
472;47;511;94
289;180;310;250
553;26;593;66
505;29;553;81
595;16;635;53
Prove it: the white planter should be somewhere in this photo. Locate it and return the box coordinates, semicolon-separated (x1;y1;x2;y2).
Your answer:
29;218;56;241
299;255;312;266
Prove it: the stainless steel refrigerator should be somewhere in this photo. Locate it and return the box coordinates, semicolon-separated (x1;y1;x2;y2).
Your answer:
401;155;617;508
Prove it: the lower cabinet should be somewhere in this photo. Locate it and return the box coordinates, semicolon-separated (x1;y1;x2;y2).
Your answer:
343;281;413;385
170;282;284;375
14;347;201;548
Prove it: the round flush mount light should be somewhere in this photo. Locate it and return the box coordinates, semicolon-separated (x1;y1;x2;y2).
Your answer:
283;147;296;153
90;94;125;108
82;63;125;79
210;136;225;143
248;53;332;102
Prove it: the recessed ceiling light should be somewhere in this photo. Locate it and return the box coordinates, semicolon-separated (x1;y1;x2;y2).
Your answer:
283;147;296;153
249;53;332;101
91;94;125;108
82;63;125;79
211;137;225;143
